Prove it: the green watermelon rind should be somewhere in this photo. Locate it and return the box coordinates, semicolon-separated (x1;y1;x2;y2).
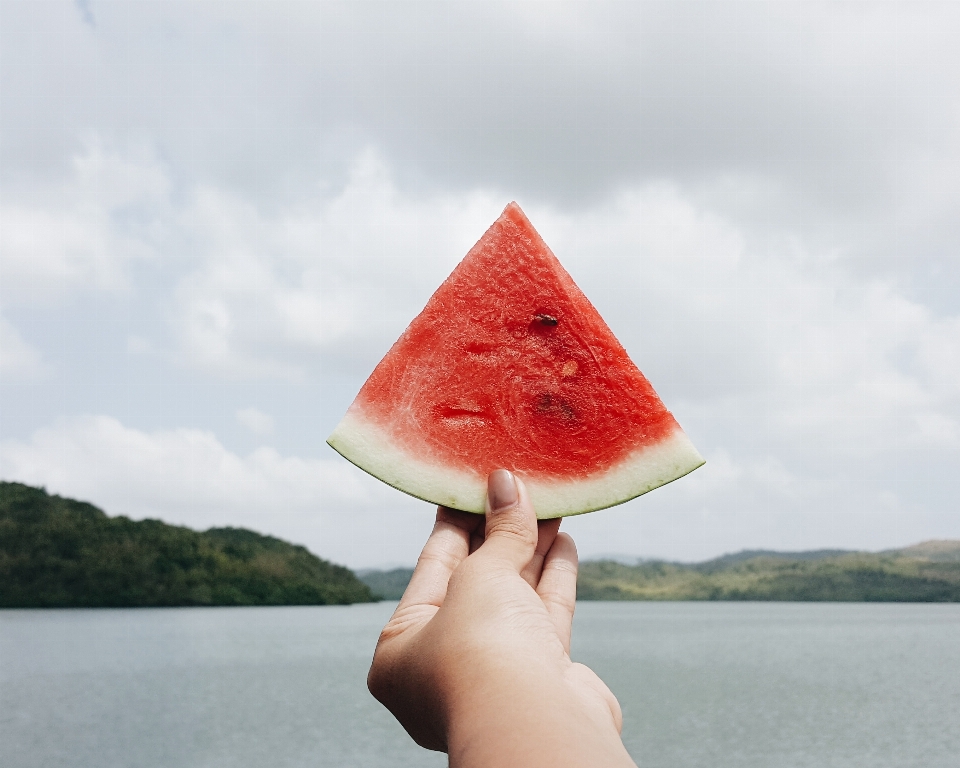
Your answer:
327;407;705;518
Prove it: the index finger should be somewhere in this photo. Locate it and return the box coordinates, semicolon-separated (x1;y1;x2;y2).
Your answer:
536;532;579;654
519;518;562;588
397;507;484;610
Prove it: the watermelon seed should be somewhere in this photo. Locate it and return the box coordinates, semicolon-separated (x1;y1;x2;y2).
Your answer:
535;314;558;326
536;393;579;423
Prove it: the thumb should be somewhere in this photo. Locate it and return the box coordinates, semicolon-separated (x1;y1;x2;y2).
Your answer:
478;469;538;572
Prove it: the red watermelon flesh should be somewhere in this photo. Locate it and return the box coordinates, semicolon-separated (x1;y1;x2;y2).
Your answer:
327;202;704;517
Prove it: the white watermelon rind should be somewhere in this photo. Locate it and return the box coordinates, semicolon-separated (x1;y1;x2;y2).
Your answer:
326;407;705;518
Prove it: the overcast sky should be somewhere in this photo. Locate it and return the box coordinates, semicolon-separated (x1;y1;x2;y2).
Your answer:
1;0;958;568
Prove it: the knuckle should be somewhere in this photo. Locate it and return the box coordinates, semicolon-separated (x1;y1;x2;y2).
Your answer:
548;557;579;576
489;517;537;547
546;589;577;615
416;547;460;573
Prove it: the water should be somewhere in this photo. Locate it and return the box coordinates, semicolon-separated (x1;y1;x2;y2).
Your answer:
1;603;958;768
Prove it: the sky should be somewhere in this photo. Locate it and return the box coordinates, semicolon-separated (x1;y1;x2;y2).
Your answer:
1;0;958;569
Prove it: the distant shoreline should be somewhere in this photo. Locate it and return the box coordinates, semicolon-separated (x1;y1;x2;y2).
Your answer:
6;478;958;607
359;540;960;602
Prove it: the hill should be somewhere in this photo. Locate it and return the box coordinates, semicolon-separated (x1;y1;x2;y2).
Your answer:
578;542;960;601
358;541;960;602
0;482;376;608
357;567;416;600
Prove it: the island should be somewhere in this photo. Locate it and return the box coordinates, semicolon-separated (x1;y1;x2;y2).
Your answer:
0;482;376;608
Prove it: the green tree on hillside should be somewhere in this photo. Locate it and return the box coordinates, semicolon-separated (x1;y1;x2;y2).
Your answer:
0;482;376;608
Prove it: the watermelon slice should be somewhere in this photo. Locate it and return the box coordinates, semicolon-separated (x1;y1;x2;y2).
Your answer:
327;202;704;518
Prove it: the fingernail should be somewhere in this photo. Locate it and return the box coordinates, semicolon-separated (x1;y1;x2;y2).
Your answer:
488;469;518;511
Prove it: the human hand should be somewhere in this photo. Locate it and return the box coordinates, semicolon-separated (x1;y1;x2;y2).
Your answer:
367;469;636;767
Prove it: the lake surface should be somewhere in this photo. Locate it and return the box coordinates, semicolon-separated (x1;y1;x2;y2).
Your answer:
2;603;958;767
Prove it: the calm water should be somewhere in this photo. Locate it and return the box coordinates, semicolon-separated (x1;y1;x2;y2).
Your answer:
1;603;958;767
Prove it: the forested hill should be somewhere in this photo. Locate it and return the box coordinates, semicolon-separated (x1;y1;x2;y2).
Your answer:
0;482;376;608
577;544;960;601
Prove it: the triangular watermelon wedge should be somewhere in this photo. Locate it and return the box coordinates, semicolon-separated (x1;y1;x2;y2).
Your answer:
327;202;704;518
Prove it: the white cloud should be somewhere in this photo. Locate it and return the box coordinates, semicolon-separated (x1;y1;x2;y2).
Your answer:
0;142;165;299
171;150;504;378
0;314;46;381
236;407;275;436
0;415;438;568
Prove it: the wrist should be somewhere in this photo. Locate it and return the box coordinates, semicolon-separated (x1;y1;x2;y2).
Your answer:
444;658;634;768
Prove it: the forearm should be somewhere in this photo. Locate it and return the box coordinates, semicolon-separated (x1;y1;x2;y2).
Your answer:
445;664;636;768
